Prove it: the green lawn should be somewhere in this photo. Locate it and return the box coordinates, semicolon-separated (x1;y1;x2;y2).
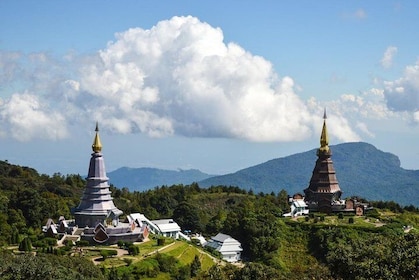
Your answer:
138;237;175;255
161;241;215;270
87;239;217;279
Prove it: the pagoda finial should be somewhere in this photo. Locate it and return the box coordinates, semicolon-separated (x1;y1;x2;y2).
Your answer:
92;122;102;153
319;109;329;152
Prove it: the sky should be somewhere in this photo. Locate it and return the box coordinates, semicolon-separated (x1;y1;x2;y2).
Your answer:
1;1;419;176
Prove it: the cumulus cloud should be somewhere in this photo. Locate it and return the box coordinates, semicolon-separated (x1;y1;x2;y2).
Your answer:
381;46;397;69
338;89;393;120
383;60;419;112
0;92;68;141
76;16;316;141
306;98;361;142
0;16;360;143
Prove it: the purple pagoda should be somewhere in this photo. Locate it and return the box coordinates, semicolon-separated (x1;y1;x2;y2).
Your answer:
70;123;148;244
50;123;148;244
74;122;123;228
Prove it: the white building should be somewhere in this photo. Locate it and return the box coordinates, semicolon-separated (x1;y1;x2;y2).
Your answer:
127;214;190;241
151;219;182;239
206;233;242;263
284;199;309;217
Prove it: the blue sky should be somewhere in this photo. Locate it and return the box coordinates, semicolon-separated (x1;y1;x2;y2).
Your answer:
1;1;419;176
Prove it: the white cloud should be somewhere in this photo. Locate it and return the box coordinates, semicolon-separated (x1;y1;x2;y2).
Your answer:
0;51;22;86
0;92;68;141
0;16;362;143
381;46;397;69
340;89;393;120
383;60;419;113
356;122;375;138
306;98;361;142
76;16;318;141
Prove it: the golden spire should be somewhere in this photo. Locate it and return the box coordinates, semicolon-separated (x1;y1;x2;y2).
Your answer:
92;122;102;153
319;109;329;152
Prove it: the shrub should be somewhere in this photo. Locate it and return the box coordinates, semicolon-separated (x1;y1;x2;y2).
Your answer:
366;208;380;219
155;253;178;273
117;240;125;248
190;255;201;277
123;258;133;266
18;237;32;252
100;249;118;260
157;237;165;246
75;240;89;247
45;237;58;246
128;244;140;256
205;246;221;258
63;239;74;247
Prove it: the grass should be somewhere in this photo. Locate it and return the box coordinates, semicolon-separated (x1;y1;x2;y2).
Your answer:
159;241;187;256
160;241;215;270
277;220;328;275
293;214;383;229
88;239;217;280
81;237;216;278
138;237;175;255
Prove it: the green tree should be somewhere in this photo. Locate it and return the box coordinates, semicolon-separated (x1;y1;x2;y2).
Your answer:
234;262;282;280
155;253;178;273
157;237;165;246
172;201;203;233
128;244;140;256
206;210;226;235
175;265;190;280
190;255;201;277
101;249;118;260
18;236;32;252
107;267;119;280
0;213;12;245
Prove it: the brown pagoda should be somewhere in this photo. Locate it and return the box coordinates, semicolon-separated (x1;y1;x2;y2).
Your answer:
304;110;343;213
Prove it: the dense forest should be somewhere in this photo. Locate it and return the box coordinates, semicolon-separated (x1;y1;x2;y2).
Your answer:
0;160;418;279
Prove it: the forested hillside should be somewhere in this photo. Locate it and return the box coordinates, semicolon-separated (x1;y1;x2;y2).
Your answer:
0;160;85;245
199;142;419;206
0;160;418;279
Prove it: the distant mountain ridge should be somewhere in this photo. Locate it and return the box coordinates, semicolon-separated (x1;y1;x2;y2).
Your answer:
199;142;418;206
107;167;214;189
108;142;419;206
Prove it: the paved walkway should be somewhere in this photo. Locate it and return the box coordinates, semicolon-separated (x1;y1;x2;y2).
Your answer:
89;247;128;265
89;241;177;265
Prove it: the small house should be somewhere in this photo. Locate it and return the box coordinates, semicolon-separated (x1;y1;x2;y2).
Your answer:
206;233;242;263
284;198;309;217
151;219;182;239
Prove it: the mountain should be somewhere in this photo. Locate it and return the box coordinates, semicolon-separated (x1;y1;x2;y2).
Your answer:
199;142;419;206
107;142;419;206
107;167;214;191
